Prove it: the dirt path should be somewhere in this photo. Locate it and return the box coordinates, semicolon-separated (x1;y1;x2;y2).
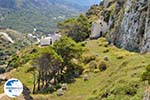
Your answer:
0;32;14;43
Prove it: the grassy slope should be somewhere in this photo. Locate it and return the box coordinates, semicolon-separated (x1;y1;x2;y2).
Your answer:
35;39;150;100
1;38;150;100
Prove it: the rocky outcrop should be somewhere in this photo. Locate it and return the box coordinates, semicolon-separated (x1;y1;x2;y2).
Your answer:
143;85;150;100
93;0;150;53
90;16;108;39
141;0;150;53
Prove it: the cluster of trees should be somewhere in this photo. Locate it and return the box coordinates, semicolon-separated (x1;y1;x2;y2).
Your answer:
8;36;83;94
32;36;83;93
58;14;91;42
30;47;63;93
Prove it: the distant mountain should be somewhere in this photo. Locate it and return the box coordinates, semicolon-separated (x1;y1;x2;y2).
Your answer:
0;0;100;33
48;0;100;11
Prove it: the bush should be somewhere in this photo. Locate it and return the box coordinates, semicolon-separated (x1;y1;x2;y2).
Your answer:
110;82;137;96
83;69;90;73
94;69;100;73
86;61;97;72
98;61;107;71
0;67;5;74
104;56;109;61
116;55;124;59
54;83;62;90
81;43;86;47
87;95;98;100
82;54;96;64
7;55;20;68
103;49;109;53
142;64;150;84
42;86;55;93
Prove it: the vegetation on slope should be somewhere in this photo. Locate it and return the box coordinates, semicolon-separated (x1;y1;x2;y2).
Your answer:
6;36;83;94
1;37;150;100
0;0;100;33
0;29;30;65
0;0;80;33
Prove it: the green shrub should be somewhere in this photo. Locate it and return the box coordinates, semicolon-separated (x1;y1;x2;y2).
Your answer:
0;67;5;74
87;95;98;100
42;86;55;94
82;54;96;64
7;55;20;68
110;83;137;96
116;55;124;59
86;61;97;72
103;49;109;53
98;61;107;71
54;83;62;90
94;69;100;73
142;64;150;84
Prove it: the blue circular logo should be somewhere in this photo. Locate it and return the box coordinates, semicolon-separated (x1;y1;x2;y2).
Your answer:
4;78;23;98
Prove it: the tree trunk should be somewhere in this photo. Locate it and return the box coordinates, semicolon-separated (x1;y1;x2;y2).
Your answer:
37;71;41;91
32;71;36;94
33;83;36;94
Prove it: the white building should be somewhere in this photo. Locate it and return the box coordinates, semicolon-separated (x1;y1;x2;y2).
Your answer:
40;33;61;46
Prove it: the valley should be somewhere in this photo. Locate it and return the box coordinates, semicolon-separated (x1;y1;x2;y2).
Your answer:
0;0;99;33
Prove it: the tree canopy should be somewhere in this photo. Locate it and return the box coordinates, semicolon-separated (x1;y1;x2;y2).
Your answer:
58;14;91;42
53;35;83;80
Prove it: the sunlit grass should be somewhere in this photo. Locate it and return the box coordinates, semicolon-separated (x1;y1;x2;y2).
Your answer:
1;38;150;100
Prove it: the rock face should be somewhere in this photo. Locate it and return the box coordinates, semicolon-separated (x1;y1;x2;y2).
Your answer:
93;0;150;53
143;85;150;100
112;0;148;52
90;16;108;39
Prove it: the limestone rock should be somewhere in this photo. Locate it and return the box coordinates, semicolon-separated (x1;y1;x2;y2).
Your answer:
90;16;108;39
57;88;64;96
94;0;150;53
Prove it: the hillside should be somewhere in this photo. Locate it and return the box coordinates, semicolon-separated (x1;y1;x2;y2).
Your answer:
0;0;100;33
0;29;31;65
1;0;150;100
0;38;149;100
88;0;150;53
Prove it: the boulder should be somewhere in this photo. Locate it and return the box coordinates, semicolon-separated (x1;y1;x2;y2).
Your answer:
104;56;109;61
57;88;64;96
62;83;67;90
83;74;88;81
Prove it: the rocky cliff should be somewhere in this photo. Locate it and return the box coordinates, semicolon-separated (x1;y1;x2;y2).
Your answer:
94;0;150;53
